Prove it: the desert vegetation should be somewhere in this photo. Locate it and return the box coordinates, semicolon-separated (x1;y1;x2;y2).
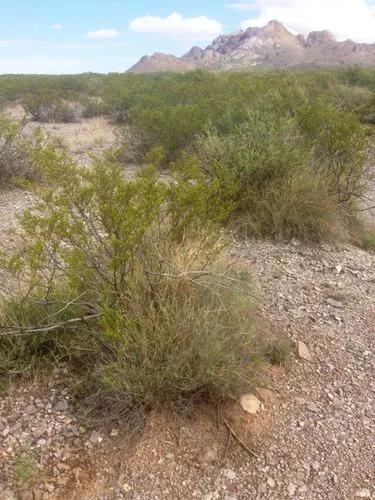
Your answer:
0;66;374;426
0;117;39;187
0;143;271;421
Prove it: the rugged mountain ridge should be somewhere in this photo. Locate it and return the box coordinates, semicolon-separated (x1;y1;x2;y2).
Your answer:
128;20;375;73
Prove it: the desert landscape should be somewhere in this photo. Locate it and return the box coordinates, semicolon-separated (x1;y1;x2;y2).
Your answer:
0;12;374;500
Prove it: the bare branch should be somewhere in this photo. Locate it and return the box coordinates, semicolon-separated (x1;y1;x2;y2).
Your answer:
223;419;258;458
0;313;101;337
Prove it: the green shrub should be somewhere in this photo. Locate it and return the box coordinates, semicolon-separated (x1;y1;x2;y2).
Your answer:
264;335;293;366
192;88;367;241
296;101;366;202
79;96;105;119
1;70;368;242
91;240;261;413
0;147;265;418
23;93;81;123
339;66;375;92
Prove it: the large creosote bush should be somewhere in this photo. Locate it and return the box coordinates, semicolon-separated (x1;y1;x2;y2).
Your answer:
193;91;367;241
0;147;263;415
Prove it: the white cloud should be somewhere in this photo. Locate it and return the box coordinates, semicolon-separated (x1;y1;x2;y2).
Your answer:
52;24;64;31
240;0;375;42
129;12;222;40
86;29;120;39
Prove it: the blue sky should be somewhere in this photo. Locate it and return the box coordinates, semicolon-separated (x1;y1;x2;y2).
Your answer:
0;0;374;74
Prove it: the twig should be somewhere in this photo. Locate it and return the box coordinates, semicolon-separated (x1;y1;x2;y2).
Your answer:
0;313;101;337
223;426;233;462
352;205;375;212
223;419;258;458
44;292;88;321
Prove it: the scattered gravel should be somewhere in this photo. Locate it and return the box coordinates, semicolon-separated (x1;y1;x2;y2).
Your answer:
0;380;102;499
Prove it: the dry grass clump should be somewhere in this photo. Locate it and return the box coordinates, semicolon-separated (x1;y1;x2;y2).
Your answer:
0;118;39;188
86;238;263;420
233;169;344;242
352;224;375;251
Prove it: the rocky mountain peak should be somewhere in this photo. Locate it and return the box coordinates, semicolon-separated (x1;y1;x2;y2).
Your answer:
263;19;291;34
182;46;204;60
127;20;375;73
306;30;336;46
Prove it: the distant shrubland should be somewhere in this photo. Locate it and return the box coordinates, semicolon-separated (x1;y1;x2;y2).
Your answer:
0;68;374;240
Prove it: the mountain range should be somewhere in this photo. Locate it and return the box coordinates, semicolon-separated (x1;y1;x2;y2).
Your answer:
128;20;375;73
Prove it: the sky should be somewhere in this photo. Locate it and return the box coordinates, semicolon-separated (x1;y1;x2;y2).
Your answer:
0;0;374;74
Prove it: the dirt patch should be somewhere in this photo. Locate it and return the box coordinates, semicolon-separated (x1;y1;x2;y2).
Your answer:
24;117;117;165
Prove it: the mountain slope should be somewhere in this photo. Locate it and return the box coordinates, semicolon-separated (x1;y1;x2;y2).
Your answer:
127;20;375;73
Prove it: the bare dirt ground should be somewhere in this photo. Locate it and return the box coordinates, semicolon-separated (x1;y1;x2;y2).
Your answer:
2;104;117;165
0;116;374;500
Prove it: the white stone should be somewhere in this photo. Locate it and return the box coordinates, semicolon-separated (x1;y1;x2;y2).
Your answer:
223;469;236;480
291;238;301;247
356;489;371;498
267;477;276;488
89;430;100;443
288;483;296;496
25;404;37;415
54;400;68;412
297;341;313;362
240;394;264;414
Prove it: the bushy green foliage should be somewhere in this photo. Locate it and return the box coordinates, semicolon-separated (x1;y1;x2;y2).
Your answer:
0;147;265;416
339;66;375;92
191;88;366;240
22;92;81;123
110;70;372;164
0;74;105;107
1;69;371;241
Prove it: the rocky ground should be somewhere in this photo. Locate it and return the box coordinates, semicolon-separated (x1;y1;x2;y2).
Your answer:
0;117;374;499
